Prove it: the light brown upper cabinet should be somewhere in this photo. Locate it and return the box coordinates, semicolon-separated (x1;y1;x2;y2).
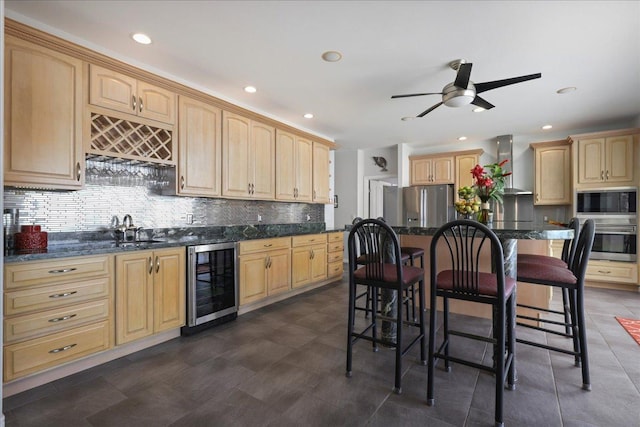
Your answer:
176;96;222;197
312;142;332;203
275;130;313;202
89;64;176;125
410;155;454;185
4;36;83;189
531;140;571;205
454;150;483;197
222;111;275;200
574;132;635;186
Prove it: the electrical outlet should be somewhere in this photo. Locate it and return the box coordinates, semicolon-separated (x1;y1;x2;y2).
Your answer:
258;214;262;222
306;214;311;221
186;213;193;224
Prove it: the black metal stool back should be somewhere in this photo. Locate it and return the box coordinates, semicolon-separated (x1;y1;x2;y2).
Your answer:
427;219;516;427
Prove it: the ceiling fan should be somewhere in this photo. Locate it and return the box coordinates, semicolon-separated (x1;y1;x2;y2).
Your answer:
391;59;541;117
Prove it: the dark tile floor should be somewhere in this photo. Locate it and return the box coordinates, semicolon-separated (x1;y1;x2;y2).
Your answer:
4;276;640;426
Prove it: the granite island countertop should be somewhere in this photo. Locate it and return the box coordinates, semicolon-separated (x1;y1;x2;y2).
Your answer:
346;220;574;240
5;223;346;263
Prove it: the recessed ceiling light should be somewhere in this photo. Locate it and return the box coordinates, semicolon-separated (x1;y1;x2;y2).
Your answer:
303;113;314;119
401;116;415;121
458;136;467;141
132;33;152;45
244;86;257;93
472;107;485;113
321;51;342;62
542;124;553;130
556;87;577;94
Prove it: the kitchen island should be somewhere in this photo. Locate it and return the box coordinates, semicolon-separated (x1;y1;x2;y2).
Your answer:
348;220;574;320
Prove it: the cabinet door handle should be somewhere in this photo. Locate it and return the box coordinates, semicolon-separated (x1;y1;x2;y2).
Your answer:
155;256;160;273
265;256;271;269
310;249;314;259
601;170;604;180
264;243;273;247
76;162;82;181
148;256;153;274
49;343;77;354
48;268;77;274
132;95;137;111
49;291;77;299
313;190;316;199
139;97;143;113
605;170;609;180
181;176;185;189
48;314;77;323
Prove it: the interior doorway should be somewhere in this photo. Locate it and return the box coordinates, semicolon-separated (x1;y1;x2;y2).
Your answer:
363;175;398;220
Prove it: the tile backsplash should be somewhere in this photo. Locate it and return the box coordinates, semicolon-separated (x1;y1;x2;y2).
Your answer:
4;185;324;233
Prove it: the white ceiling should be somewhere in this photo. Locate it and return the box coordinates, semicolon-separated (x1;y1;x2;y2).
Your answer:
5;1;640;151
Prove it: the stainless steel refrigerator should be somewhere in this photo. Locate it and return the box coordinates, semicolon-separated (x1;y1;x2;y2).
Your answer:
402;185;455;227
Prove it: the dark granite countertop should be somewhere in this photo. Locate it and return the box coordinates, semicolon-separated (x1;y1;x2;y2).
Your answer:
345;221;574;240
5;223;345;263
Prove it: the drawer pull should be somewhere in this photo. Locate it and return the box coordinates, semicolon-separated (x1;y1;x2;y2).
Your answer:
49;291;78;299
49;343;77;354
597;270;611;274
48;314;77;323
264;244;273;247
48;268;77;274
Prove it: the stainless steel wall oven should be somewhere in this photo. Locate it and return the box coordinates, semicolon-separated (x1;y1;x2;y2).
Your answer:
182;242;238;335
577;188;637;262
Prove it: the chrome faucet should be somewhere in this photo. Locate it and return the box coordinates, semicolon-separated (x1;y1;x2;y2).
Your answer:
123;214;133;229
118;214;138;242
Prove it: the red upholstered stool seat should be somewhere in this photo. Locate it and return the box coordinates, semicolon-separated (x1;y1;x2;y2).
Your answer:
518;254;567;269
436;270;517;297
517;262;577;286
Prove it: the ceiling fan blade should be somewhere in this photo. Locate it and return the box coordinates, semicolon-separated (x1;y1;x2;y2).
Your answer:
391;92;442;99
471;96;495;110
417;101;444;118
453;62;473;89
475;73;542;94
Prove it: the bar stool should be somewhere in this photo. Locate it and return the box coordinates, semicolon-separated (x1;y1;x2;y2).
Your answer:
516;219;595;391
517;218;579;335
427;219;516;427
346;218;426;394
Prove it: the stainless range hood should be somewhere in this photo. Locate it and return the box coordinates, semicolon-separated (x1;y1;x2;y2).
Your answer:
496;134;532;195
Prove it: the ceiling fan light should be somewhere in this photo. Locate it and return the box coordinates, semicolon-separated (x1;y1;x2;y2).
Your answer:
443;91;475;107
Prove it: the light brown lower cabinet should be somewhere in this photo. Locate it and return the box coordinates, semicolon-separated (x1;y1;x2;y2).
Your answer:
292;234;327;288
3;254;114;382
115;247;185;345
326;232;344;278
238;237;292;305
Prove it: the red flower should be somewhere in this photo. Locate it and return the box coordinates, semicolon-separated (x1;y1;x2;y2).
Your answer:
471;164;484;179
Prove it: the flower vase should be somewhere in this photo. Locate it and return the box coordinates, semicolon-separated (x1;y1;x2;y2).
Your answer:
477;202;491;224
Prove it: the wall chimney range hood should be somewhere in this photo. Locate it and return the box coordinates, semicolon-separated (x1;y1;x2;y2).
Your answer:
496;134;532;195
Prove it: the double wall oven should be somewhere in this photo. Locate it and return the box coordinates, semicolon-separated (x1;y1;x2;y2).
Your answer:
577;188;637;262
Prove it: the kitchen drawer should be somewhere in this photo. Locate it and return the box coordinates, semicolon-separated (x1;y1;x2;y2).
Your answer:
4;320;111;381
5;255;112;290
328;261;344;278
586;260;638;284
327;232;343;243
291;234;326;247
327;242;343;253
4;298;110;343
239;237;291;255
327;251;343;263
5;277;110;316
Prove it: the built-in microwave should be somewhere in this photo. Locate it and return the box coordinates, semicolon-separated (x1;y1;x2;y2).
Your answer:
577;189;637;215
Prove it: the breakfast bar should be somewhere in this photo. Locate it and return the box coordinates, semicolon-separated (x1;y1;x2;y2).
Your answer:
361;220;574;319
